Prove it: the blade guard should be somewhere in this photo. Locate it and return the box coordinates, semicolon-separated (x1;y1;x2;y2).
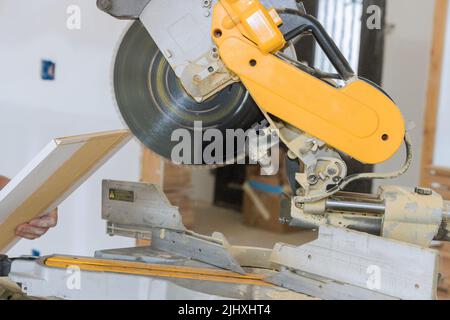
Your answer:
212;0;405;165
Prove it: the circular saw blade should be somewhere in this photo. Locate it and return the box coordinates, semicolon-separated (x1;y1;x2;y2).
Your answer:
113;21;264;165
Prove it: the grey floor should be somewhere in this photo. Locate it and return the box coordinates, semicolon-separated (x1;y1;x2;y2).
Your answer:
191;201;317;248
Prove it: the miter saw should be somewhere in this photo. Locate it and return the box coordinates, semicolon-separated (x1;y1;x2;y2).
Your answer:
97;0;450;247
2;0;450;301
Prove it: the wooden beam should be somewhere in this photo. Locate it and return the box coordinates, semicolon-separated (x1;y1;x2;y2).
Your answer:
137;148;165;246
422;166;450;200
421;0;449;186
428;166;450;178
140;148;164;185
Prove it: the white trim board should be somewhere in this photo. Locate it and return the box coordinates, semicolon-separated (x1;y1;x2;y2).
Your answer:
0;130;131;253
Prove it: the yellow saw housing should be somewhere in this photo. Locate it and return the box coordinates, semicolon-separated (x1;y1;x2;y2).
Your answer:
212;0;406;165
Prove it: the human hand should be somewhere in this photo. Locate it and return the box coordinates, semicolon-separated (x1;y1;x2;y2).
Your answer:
15;209;58;240
1;175;58;240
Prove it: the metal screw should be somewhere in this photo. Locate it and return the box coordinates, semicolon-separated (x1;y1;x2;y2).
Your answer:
327;167;338;176
295;202;305;209
332;176;341;183
308;175;318;184
415;187;433;196
295;0;307;14
97;0;112;11
211;48;219;59
165;49;173;59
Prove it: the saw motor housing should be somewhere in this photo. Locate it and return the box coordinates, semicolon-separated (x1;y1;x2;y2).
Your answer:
97;0;450;247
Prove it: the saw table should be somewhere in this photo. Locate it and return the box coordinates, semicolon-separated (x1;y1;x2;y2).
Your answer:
3;180;441;300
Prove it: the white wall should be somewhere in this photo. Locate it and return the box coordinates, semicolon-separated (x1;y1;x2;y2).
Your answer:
434;2;450;167
0;0;140;256
375;0;436;189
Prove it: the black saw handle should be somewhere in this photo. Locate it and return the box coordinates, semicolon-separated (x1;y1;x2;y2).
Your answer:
281;10;356;82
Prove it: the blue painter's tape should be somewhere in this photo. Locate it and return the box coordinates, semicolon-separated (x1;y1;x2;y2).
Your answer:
31;249;41;257
249;180;283;194
41;60;56;80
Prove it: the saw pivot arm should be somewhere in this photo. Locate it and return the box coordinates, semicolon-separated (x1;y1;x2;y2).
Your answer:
212;0;405;165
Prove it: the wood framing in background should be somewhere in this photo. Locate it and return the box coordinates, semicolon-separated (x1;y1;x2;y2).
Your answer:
420;2;450;299
421;0;450;199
